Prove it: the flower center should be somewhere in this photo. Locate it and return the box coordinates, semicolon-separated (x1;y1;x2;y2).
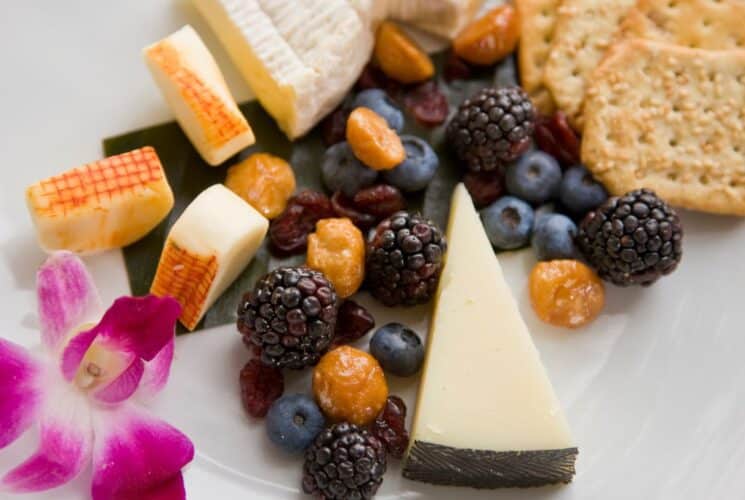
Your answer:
73;340;130;392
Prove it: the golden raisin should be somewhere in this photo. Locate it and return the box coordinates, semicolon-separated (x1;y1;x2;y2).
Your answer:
346;107;405;171
313;346;388;426
307;218;365;298
529;260;605;329
453;5;520;66
225;153;296;219
374;21;434;84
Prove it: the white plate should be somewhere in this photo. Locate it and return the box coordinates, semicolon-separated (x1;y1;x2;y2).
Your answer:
2;2;745;499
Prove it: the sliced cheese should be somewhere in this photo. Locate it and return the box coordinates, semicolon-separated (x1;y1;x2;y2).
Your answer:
387;0;485;40
191;0;376;139
150;184;268;330
143;25;255;166
26;147;174;254
403;184;577;488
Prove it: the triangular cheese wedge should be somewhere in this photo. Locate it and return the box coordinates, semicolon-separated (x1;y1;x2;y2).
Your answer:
403;184;577;488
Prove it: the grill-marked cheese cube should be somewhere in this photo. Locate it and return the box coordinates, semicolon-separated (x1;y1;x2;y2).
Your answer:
26;147;174;254
144;25;255;166
150;184;268;330
403;184;577;488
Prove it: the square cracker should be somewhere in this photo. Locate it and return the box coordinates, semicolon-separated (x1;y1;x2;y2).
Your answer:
543;0;636;128
582;39;745;216
620;0;745;49
516;0;559;113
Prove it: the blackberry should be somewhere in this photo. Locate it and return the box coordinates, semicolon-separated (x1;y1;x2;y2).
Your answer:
302;422;386;500
237;267;339;369
446;86;535;172
577;189;683;287
366;212;446;307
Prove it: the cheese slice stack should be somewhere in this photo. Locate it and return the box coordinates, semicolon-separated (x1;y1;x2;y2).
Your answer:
26;147;174;254
144;25;255;166
191;0;377;139
403;184;577;488
150;184;268;330
387;0;486;39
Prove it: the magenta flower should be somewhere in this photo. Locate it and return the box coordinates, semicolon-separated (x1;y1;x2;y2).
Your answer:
0;252;194;499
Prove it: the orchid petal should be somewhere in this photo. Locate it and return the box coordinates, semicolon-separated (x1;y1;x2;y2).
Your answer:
0;339;43;450
1;383;92;493
91;404;194;500
93;358;145;404
37;252;101;351
60;327;98;381
136;339;175;402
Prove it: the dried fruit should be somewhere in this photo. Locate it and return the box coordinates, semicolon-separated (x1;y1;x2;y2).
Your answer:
463;169;505;208
332;300;375;348
331;191;377;230
403;81;449;127
307;218;365;298
534;112;581;167
346;107;406;171
239;358;285;418
312;346;389;426
321;106;350;146
352;184;406;219
529;260;605;329
225;153;296;219
444;50;473;82
370;396;409;459
269;190;335;256
453;5;520;66
374;21;434;84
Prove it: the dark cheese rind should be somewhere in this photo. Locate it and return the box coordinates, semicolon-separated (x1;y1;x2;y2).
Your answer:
403;440;578;488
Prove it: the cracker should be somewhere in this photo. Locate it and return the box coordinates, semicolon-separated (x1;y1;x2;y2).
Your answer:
620;0;745;49
582;39;745;216
543;0;636;127
516;0;559;113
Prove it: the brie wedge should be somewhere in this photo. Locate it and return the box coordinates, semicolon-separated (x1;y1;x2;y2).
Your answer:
26;147;174;254
387;0;486;39
191;0;376;139
144;25;255;166
150;184;268;330
403;184;577;488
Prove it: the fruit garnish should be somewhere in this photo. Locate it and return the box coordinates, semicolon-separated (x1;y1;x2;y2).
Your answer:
307;218;365;298
532;213;579;261
332;300;376;348
346;107;406;171
481;196;535;250
370;396;410;459
321;106;350;146
266;394;325;453
269;191;335;256
529;260;605;329
330;191;378;230
374;21;434;84
463;169;505;208
312;346;388;426
369;323;425;377
403;81;449;127
353;89;405;132
240;358;285;418
534;112;581;167
453;5;520;66
444;50;473;82
382;136;439;192
330;185;406;231
505;150;563;204
225;153;296;219
321;142;379;198
559;166;609;216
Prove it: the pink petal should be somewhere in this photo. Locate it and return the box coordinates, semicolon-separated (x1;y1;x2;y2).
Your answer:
136;339;175;402
0;339;43;450
93;359;145;404
91;404;194;500
37;252;101;351
1;383;92;493
60;327;98;381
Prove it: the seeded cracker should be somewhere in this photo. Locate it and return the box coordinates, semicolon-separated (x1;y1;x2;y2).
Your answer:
515;0;559;113
582;39;745;216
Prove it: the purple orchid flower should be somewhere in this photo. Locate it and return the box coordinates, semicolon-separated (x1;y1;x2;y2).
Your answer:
0;252;194;499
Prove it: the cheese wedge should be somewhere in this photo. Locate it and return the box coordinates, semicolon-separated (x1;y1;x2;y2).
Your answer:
150;184;268;330
144;25;255;166
403;184;577;488
387;0;485;39
26;147;174;254
191;0;376;139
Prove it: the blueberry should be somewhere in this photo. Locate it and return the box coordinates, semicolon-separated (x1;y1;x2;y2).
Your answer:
266;394;326;453
531;213;578;261
535;202;556;224
505;151;562;204
369;323;424;377
352;89;404;132
559;166;608;216
321;142;378;197
382;136;439;192
480;196;535;249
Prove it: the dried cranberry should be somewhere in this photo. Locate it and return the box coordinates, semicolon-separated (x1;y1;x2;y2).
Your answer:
352;184;406;219
269;190;335;256
370;395;409;459
403;81;449;127
332;300;375;348
355;64;403;97
534;112;581;168
463;169;505;208
321;107;349;146
331;191;377;230
443;51;472;82
239;358;284;418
